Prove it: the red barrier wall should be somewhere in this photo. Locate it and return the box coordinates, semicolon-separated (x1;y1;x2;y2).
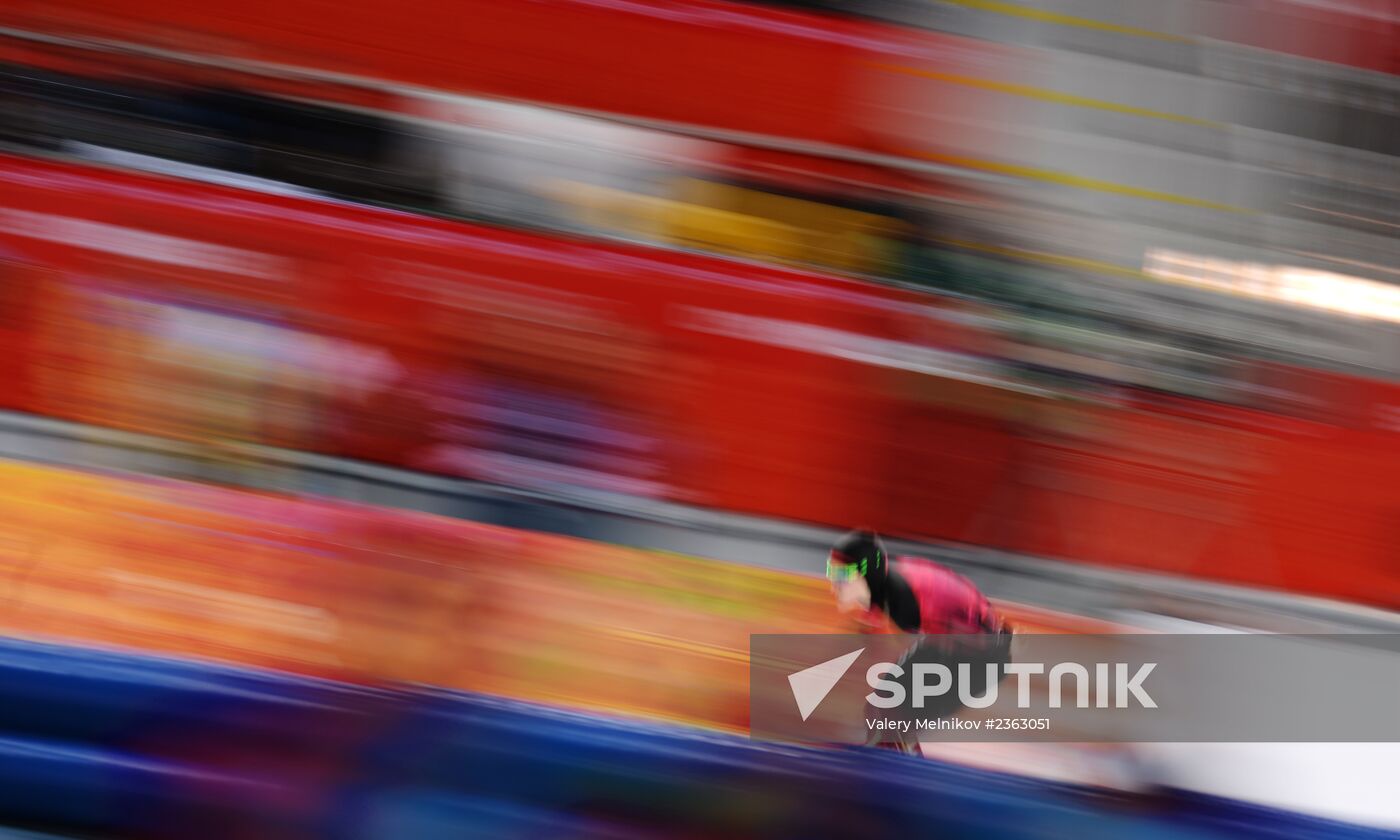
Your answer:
0;154;1011;536
0;154;1395;609
1;0;1389;162
998;392;1400;606
0;0;894;149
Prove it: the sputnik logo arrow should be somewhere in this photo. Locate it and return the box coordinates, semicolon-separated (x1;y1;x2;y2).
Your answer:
787;647;864;721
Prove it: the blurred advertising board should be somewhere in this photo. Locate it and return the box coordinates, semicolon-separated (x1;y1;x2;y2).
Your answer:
0;155;1396;609
0;153;1012;535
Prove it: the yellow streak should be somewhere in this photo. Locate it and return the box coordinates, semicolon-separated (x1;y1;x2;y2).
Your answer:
936;0;1190;41
903;148;1252;213
874;63;1220;128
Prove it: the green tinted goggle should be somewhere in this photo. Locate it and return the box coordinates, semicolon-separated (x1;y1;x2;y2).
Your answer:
826;556;865;583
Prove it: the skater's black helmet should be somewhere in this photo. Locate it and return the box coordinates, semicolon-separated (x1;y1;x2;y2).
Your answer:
826;528;887;585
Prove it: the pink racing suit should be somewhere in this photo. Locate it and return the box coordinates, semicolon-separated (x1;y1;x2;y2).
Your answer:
853;555;1004;636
